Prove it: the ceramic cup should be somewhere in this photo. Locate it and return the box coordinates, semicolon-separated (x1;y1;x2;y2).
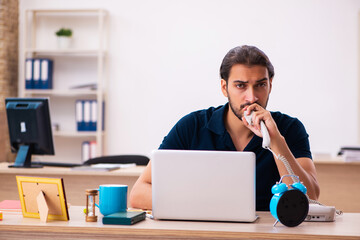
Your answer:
96;184;127;216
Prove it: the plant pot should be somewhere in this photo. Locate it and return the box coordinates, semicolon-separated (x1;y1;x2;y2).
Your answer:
57;36;72;49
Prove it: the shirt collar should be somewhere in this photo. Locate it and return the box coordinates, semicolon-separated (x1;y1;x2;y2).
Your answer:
207;102;264;151
207;103;229;135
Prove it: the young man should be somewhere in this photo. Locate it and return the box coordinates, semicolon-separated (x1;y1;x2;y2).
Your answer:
129;45;320;211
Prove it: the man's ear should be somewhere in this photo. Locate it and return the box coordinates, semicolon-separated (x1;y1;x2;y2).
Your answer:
221;79;228;97
269;78;273;94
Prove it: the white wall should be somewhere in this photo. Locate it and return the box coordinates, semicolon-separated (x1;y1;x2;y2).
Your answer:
19;0;360;157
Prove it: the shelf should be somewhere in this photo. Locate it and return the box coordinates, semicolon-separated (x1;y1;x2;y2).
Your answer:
24;89;99;97
25;49;105;56
53;131;101;138
27;9;105;14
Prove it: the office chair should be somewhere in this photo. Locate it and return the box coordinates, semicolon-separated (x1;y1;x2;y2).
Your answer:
83;155;150;166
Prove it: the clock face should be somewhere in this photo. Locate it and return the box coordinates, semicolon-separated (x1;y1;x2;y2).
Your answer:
277;189;309;227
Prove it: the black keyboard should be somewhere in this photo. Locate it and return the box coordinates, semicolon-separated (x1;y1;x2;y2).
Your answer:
32;161;82;168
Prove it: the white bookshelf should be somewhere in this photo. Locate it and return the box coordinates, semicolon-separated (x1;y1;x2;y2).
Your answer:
23;89;98;97
20;9;108;164
25;49;102;56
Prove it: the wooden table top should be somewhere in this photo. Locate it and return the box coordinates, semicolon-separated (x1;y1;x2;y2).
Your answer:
1;206;359;240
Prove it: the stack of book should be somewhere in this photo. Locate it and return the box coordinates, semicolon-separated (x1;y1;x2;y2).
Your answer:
338;146;360;162
0;200;22;213
25;58;53;89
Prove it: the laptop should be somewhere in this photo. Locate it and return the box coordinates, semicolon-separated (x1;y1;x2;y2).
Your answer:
151;149;257;222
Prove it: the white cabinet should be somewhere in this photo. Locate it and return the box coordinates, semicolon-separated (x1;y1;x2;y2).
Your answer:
20;9;108;164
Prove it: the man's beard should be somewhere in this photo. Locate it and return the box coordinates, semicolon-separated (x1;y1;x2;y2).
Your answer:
227;94;269;121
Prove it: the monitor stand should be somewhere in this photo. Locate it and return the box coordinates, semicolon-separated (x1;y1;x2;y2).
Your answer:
8;145;43;168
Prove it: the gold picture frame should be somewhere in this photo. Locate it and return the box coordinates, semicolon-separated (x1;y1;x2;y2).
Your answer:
16;176;69;221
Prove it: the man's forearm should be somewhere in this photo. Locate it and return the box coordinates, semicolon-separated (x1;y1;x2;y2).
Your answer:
129;180;152;209
270;135;320;200
129;161;153;209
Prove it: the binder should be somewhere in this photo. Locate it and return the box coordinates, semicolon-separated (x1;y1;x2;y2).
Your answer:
83;100;91;131
102;101;105;131
76;100;84;131
76;99;100;131
82;141;90;163
40;59;53;89
90;100;97;131
33;59;41;89
25;58;33;89
90;141;97;159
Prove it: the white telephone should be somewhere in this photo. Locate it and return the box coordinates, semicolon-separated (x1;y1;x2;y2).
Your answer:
243;111;338;224
243;111;270;149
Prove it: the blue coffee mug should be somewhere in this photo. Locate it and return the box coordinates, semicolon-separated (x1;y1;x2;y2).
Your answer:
95;184;128;216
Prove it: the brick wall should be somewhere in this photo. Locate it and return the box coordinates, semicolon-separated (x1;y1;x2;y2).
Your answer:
0;0;19;162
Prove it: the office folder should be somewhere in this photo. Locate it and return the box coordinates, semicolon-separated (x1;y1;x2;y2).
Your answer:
102;101;105;131
75;100;84;131
76;100;99;131
102;211;146;225
40;59;53;89
33;59;41;89
90;100;97;131
25;59;33;89
81;141;90;163
83;100;91;131
90;141;97;159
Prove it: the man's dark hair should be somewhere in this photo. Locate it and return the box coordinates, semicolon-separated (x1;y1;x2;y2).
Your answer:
220;45;274;82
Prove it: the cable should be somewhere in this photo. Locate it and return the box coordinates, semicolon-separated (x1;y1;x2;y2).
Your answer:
265;147;297;183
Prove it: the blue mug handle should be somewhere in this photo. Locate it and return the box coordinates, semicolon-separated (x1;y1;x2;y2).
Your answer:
95;188;100;208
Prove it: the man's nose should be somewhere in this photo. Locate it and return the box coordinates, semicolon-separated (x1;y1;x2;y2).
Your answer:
245;87;259;103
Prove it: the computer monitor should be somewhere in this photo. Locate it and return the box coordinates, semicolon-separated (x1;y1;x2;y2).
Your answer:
5;98;55;168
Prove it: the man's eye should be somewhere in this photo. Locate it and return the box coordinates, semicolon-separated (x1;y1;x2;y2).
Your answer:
236;84;245;89
257;82;267;88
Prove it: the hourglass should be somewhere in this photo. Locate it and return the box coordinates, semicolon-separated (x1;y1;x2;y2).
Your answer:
85;189;98;222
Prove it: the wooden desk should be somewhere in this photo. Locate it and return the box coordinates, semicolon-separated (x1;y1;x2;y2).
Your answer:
314;161;360;212
0;206;359;240
1;161;360;212
0;163;145;206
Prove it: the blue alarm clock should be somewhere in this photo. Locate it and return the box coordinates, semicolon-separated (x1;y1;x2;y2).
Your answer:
270;174;309;227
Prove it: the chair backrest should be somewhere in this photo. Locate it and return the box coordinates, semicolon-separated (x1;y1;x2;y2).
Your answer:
83;155;149;166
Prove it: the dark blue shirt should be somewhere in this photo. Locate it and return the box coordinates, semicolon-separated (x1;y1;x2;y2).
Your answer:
159;103;312;211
